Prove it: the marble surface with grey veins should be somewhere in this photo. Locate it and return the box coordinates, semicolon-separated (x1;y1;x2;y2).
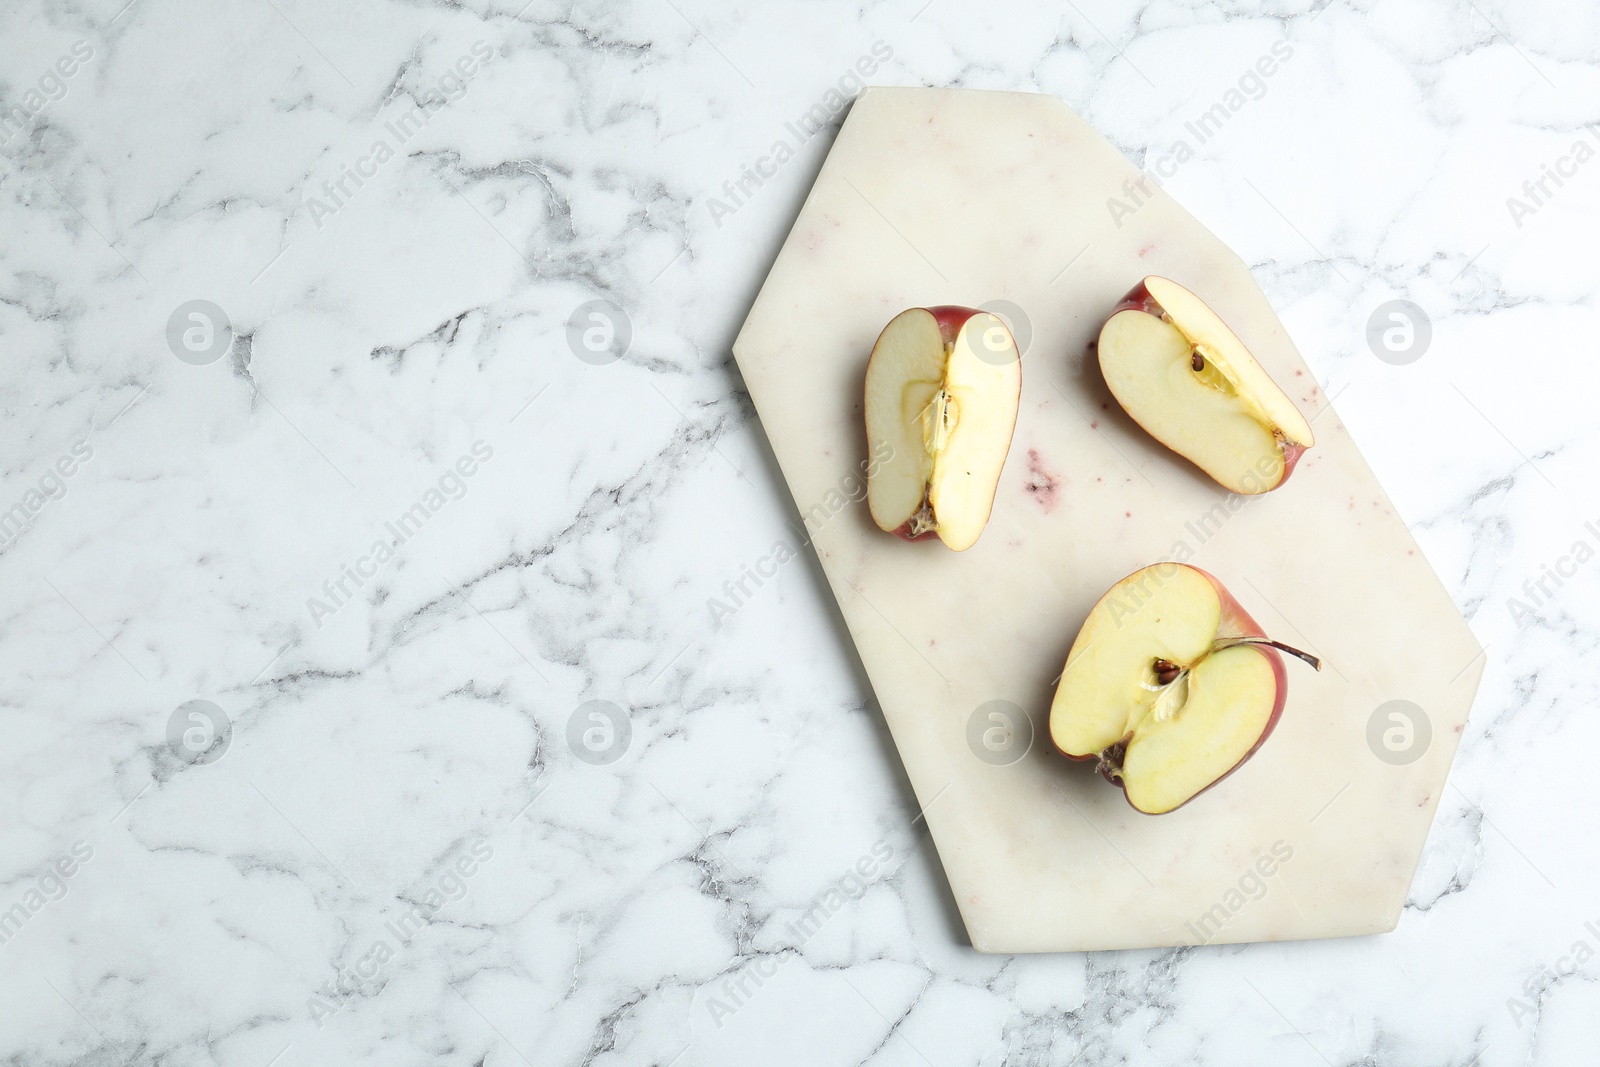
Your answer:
0;0;1596;1065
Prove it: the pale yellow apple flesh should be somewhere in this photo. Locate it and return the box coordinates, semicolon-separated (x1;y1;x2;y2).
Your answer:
1050;563;1317;815
1098;276;1313;495
864;308;1021;551
865;310;941;536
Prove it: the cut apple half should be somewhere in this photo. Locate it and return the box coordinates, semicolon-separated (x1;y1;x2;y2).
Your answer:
864;307;1021;551
1098;276;1314;494
1049;563;1321;815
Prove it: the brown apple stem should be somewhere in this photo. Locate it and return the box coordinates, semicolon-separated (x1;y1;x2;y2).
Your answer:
1096;737;1129;784
1215;636;1321;671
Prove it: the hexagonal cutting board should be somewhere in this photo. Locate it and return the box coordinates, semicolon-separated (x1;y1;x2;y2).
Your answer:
731;87;1483;952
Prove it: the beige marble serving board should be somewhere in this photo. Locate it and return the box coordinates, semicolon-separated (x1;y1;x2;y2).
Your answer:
732;86;1483;953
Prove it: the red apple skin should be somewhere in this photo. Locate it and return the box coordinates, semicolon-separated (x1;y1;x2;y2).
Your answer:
864;305;988;544
1103;277;1305;494
1109;278;1162;318
889;519;939;542
1279;441;1308;482
1050;563;1292;815
926;304;981;346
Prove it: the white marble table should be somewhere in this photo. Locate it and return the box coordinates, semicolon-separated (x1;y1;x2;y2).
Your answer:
0;1;1594;1064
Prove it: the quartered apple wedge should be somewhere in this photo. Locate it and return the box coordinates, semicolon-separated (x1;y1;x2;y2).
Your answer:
864;307;1021;551
1099;276;1314;494
1049;563;1321;815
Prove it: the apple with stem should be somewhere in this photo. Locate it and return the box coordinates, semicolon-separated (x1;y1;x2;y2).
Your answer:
1049;563;1321;814
1098;276;1314;494
865;306;1021;551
